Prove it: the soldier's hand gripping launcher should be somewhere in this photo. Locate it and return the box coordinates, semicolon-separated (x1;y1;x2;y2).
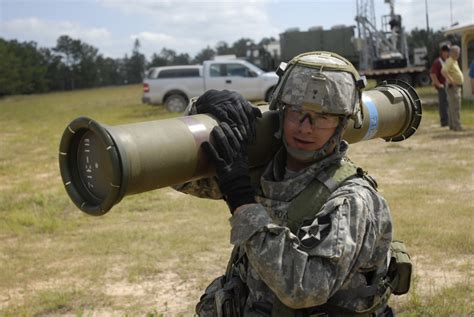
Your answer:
59;80;421;215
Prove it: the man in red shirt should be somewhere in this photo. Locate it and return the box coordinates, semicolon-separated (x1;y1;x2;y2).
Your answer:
430;45;450;127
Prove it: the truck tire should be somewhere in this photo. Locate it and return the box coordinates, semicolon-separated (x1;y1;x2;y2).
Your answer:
415;72;431;87
165;94;187;113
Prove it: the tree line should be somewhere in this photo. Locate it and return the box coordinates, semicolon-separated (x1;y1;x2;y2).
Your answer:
0;34;274;96
0;29;456;96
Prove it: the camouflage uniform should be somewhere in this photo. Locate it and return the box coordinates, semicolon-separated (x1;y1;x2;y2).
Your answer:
176;142;392;315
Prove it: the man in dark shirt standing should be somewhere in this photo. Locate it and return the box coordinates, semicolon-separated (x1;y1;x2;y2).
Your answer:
430;45;450;127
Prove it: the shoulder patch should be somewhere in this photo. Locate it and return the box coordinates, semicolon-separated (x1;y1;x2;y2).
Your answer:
297;214;331;250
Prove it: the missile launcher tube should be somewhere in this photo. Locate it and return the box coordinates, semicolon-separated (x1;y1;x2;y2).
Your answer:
59;80;421;215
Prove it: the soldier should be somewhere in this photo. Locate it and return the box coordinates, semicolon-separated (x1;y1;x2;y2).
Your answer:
176;52;396;316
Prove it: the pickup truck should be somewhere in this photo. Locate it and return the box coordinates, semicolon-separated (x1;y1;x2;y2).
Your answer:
142;59;279;112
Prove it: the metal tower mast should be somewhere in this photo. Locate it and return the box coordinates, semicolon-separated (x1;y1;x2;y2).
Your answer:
355;0;406;70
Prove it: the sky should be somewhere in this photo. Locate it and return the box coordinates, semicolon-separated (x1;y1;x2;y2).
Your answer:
1;0;473;59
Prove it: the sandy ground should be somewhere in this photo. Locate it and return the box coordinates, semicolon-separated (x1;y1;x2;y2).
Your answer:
2;252;471;315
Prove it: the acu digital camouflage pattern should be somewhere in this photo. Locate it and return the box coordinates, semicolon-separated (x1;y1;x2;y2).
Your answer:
280;66;359;116
175;143;393;316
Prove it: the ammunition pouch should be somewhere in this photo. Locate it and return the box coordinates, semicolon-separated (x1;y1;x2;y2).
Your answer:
195;275;248;317
388;240;412;295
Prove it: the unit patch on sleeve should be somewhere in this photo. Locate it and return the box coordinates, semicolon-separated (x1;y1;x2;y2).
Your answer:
297;214;331;250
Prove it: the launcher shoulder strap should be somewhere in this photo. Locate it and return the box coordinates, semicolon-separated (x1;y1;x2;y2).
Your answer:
286;159;360;234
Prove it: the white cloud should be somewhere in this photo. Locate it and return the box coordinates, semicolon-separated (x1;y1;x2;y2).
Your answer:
132;32;175;43
130;31;203;56
1;17;111;47
98;0;279;56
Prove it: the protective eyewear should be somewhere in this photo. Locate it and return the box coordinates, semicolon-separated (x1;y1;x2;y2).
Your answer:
285;105;341;129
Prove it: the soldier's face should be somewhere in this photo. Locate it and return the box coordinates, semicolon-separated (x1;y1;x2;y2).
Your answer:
283;106;339;154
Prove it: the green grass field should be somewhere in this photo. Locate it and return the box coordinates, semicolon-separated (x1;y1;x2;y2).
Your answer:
0;85;473;316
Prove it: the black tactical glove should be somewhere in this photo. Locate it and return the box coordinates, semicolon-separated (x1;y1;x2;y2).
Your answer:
202;122;256;213
195;89;262;142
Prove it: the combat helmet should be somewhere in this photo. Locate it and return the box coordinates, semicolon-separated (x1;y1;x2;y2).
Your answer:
269;51;366;161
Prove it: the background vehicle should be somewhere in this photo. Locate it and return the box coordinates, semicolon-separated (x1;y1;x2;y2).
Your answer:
354;0;431;86
246;0;430;87
142;59;279;112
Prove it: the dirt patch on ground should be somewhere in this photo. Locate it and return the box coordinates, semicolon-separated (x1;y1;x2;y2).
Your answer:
412;254;473;297
0;288;24;311
0;277;86;311
390;254;473;308
5;255;468;316
164;189;187;199
104;271;198;314
1;248;228;314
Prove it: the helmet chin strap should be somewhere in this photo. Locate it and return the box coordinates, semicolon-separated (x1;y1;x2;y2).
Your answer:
283;117;348;162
